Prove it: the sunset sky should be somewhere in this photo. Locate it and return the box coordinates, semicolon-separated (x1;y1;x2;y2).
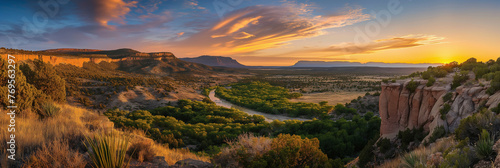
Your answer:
1;0;499;66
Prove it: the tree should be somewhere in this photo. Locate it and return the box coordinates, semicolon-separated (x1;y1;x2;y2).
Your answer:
20;59;66;102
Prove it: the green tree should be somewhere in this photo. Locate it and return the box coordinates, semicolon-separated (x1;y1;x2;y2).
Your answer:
20;59;66;102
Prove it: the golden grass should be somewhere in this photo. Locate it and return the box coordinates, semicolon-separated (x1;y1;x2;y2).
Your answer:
22;140;87;168
379;136;457;167
0;104;209;167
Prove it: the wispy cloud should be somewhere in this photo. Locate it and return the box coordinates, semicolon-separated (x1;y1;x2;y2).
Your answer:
272;34;445;58
171;5;371;56
76;0;138;28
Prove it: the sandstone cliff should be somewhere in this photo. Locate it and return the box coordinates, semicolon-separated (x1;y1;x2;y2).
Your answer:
379;74;500;140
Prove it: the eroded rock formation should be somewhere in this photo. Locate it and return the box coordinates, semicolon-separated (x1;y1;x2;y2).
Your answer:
379;78;500;140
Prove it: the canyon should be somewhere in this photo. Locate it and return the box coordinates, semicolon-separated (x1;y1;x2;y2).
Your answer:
379;73;500;140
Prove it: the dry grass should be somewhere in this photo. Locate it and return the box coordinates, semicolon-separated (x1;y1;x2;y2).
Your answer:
379;136;457;167
213;133;272;167
22;140;87;168
0;104;209;167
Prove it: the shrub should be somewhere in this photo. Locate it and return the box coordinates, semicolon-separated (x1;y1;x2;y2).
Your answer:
451;71;469;89
454;109;500;143
475;129;495;160
84;133;131;168
406;79;419;93
40;102;61;118
426;76;435;87
23;140;87;168
440;147;474;168
377;138;391;153
213;134;329;168
358;135;379;168
400;153;424;168
442;92;453;102
397;128;426;151
439;104;451;120
382;79;389;84
428;126;447;144
127;139;155;162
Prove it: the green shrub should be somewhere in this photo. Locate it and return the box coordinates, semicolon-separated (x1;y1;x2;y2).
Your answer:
376;138;391;153
442;92;453;102
397;128;426;151
358;135;379;168
440;147;474;168
451;71;469;89
440;104;451;120
426;76;435;87
454;109;500;143
400;153;424;168
475;129;495;160
406;79;419;93
382;79;389;84
428;126;446;144
40;102;61;118
84;133;131;168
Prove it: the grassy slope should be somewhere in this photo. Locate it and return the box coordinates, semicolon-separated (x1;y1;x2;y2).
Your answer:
0;104;209;167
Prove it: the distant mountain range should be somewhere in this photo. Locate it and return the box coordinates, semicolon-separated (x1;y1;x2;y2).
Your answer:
180;55;246;68
292;61;442;68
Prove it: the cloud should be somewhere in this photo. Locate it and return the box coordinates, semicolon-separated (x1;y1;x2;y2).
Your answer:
273;34;445;58
177;32;185;37
76;0;138;28
185;0;206;10
320;34;444;54
171;5;371;56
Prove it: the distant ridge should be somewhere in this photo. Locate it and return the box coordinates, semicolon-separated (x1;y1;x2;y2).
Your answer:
180;55;246;68
42;48;174;58
292;61;442;68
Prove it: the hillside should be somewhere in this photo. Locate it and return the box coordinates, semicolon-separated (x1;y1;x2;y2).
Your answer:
180;55;246;68
361;59;500;168
292;60;442;68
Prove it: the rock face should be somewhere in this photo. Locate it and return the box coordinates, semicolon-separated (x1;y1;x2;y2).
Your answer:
379;78;500;139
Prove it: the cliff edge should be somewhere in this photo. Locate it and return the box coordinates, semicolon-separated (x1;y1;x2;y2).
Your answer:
379;73;500;140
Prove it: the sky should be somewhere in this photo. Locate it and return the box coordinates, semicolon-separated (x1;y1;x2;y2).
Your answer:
1;0;499;66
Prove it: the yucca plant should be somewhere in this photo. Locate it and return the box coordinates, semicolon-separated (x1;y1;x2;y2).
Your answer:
40;102;61;118
400;153;424;168
84;132;131;168
475;129;495;160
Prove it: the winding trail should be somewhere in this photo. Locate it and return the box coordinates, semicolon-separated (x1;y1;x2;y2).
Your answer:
209;90;310;122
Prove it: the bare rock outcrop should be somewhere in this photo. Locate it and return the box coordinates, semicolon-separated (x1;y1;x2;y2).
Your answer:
379;78;500;140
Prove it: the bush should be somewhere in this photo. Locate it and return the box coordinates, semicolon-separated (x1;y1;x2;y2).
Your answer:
127;139;156;162
40;102;61;118
439;104;451;120
451;71;469;89
84;133;131;168
213;134;329;168
428;126;447;144
442;92;453;102
454;109;500;143
397;128;426;151
400;153;424;168
426;76;435;87
24;140;87;168
358;135;379;168
475;129;495;160
406;79;419;93
376;138;391;153
20;59;66;103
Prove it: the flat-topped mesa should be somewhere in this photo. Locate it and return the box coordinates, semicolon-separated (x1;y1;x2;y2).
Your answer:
379;77;500;140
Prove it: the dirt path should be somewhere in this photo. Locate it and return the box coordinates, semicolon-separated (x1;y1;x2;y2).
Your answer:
209;90;310;122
